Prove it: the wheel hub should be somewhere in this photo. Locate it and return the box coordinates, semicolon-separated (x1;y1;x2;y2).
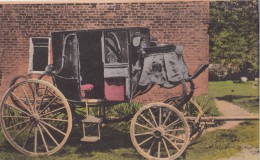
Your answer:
153;127;165;138
31;113;40;122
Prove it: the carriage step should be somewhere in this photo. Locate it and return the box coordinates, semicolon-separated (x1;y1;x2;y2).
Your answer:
82;98;103;105
81;116;102;143
81;136;100;142
82;115;103;123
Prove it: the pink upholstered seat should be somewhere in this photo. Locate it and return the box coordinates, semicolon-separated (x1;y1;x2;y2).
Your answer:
81;84;94;97
104;79;124;101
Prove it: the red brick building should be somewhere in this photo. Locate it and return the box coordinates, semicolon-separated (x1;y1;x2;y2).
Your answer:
0;1;209;103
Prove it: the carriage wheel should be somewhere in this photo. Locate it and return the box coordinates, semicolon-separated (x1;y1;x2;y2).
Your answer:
184;99;205;145
130;103;190;160
0;79;72;156
165;96;205;145
38;74;56;86
163;80;195;108
10;75;30;87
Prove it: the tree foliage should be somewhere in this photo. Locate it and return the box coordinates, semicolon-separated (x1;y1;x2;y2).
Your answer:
209;1;259;78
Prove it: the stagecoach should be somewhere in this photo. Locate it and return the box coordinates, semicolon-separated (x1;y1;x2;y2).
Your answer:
0;27;227;159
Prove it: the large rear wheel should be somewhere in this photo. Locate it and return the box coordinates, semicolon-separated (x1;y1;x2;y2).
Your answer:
0;79;72;156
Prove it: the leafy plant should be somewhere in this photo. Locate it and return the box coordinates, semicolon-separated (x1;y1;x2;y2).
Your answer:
106;102;143;119
193;95;221;117
209;1;259;79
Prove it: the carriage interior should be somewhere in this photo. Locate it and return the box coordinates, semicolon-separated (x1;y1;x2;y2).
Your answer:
50;28;154;102
77;31;104;100
78;30;128;101
51;29;134;102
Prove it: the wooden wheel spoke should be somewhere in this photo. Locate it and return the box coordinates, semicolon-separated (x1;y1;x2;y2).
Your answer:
165;128;185;132
32;83;38;112
140;114;155;128
148;109;158;127
162;138;171;157
159;107;162;126
39;120;66;136
12;122;32;141
39;95;59;115
34;127;38;153
163;136;180;151
4;103;31;117
135;122;153;131
20;85;34;112
6;119;30;130
165;119;181;130
28;83;39;102
40;118;68;122
3;115;29;119
28;82;34;94
52;112;65;120
47;89;60;99
10;93;32;114
157;140;161;158
38;86;48;111
40;106;66;117
26;82;38;110
163;112;172;126
147;139;156;155
134;131;153;136
138;136;153;146
165;133;185;141
37;124;49;152
22;125;33;148
38;123;59;146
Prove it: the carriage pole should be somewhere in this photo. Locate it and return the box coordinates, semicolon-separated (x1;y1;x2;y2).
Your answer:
186;115;259;122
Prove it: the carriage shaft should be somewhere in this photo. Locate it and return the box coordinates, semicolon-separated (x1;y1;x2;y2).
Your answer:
186;115;259;122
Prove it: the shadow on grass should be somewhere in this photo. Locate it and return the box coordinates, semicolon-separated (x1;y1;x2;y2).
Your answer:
77;126;133;151
0;122;140;160
216;95;258;102
55;123;138;159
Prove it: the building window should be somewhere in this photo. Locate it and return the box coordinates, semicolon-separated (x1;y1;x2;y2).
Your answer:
28;37;50;73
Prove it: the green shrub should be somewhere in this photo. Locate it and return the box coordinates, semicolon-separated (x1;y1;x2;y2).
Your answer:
193;95;222;117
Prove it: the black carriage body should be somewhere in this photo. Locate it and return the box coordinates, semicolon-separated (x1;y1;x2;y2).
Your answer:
50;27;150;102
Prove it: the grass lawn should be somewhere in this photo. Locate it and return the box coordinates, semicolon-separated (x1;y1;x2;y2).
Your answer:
0;123;144;160
0;81;258;160
208;81;259;113
183;80;259;160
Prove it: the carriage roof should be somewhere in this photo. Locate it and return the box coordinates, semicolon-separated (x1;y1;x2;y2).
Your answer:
50;27;150;34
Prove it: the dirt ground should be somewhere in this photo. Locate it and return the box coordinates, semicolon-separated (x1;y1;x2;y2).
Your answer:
206;100;259;160
206;100;257;131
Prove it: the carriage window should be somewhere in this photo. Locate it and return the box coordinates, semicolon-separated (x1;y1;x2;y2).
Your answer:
28;37;50;73
104;31;128;64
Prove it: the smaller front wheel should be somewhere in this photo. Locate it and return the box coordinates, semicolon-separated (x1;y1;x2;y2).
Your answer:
130;102;190;160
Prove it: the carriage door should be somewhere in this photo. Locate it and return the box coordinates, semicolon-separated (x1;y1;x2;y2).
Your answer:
103;30;130;101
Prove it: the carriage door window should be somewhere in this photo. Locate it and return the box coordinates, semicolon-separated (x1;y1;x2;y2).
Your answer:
104;31;128;64
28;37;50;73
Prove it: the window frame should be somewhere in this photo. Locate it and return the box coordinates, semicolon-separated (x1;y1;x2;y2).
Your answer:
103;30;129;65
28;37;51;74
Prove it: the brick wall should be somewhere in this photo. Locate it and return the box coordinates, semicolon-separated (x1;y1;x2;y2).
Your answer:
0;2;209;103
